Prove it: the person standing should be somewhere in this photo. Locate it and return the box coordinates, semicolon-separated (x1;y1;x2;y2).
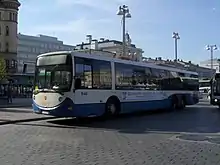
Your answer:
7;82;12;104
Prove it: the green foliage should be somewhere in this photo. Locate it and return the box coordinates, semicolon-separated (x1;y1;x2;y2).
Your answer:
0;58;6;81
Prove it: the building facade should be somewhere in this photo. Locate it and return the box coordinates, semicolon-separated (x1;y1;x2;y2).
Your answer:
75;38;144;61
143;57;215;79
0;0;20;73
200;58;220;73
17;34;75;73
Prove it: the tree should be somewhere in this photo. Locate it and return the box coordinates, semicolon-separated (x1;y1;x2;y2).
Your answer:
0;57;6;81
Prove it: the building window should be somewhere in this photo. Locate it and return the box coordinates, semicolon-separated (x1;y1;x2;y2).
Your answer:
5;42;9;52
12;13;15;21
9;13;12;21
5;59;9;69
10;60;17;69
6;26;9;36
11;60;15;67
15;60;17;69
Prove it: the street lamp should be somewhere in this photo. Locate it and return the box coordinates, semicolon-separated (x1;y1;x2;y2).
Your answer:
206;44;218;69
172;32;180;61
117;5;131;57
86;35;92;44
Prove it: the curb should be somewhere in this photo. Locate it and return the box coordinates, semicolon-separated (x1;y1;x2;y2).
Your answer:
0;116;58;125
0;105;32;108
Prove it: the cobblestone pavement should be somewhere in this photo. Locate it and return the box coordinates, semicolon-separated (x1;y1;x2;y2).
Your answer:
1;101;220;164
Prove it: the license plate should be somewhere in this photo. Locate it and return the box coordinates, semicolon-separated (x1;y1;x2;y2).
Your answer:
42;111;49;115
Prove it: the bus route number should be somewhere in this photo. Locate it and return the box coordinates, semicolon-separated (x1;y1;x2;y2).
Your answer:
81;92;88;96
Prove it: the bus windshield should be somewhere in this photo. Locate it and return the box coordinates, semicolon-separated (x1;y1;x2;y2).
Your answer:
34;54;72;92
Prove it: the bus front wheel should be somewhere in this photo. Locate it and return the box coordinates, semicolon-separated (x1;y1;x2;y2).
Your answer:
105;97;120;117
171;96;178;110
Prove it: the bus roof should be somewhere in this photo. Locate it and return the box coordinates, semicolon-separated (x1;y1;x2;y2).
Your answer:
38;51;198;75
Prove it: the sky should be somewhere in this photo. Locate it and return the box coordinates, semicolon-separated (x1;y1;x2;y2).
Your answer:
18;0;220;64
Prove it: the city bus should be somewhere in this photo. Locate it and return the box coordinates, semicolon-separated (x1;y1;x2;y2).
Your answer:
199;79;211;99
210;73;220;107
32;51;199;117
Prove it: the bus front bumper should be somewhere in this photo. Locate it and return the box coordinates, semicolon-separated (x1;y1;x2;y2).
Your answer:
32;98;75;117
32;98;105;117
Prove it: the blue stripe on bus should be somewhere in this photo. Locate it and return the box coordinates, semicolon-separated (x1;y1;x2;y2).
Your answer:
32;94;199;117
120;99;171;114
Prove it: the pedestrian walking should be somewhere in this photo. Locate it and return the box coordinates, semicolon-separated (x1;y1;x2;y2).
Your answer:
7;82;12;104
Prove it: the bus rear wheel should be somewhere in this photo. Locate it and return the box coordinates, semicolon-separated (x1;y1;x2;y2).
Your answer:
178;97;186;110
171;96;178;110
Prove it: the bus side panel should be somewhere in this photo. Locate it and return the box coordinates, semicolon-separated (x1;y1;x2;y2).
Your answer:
74;90;196;116
183;93;199;105
120;99;171;113
73;103;105;117
119;91;197;113
33;90;198;118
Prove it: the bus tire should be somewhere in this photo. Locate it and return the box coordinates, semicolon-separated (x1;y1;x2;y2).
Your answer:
171;95;178;110
178;96;186;110
105;97;120;117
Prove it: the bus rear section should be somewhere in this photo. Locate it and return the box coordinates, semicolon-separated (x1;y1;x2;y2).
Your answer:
160;76;199;105
210;73;220;107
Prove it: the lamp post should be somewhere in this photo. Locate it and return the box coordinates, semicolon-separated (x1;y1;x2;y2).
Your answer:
206;45;217;69
117;5;131;57
172;32;180;61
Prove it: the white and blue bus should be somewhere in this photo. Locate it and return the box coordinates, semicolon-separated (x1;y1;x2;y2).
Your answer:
210;73;220;107
32;51;199;117
199;79;211;99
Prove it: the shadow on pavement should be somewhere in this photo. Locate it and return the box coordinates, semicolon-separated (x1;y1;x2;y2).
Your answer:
45;104;220;134
0;119;11;122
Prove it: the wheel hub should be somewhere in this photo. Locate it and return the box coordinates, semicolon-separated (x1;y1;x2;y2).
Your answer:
109;104;116;114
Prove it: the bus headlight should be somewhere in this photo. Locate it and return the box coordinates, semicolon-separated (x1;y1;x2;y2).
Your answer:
58;97;63;102
215;99;218;102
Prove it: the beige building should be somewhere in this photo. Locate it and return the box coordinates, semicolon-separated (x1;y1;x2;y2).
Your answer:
0;0;20;73
143;57;215;79
75;33;144;62
200;58;220;73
